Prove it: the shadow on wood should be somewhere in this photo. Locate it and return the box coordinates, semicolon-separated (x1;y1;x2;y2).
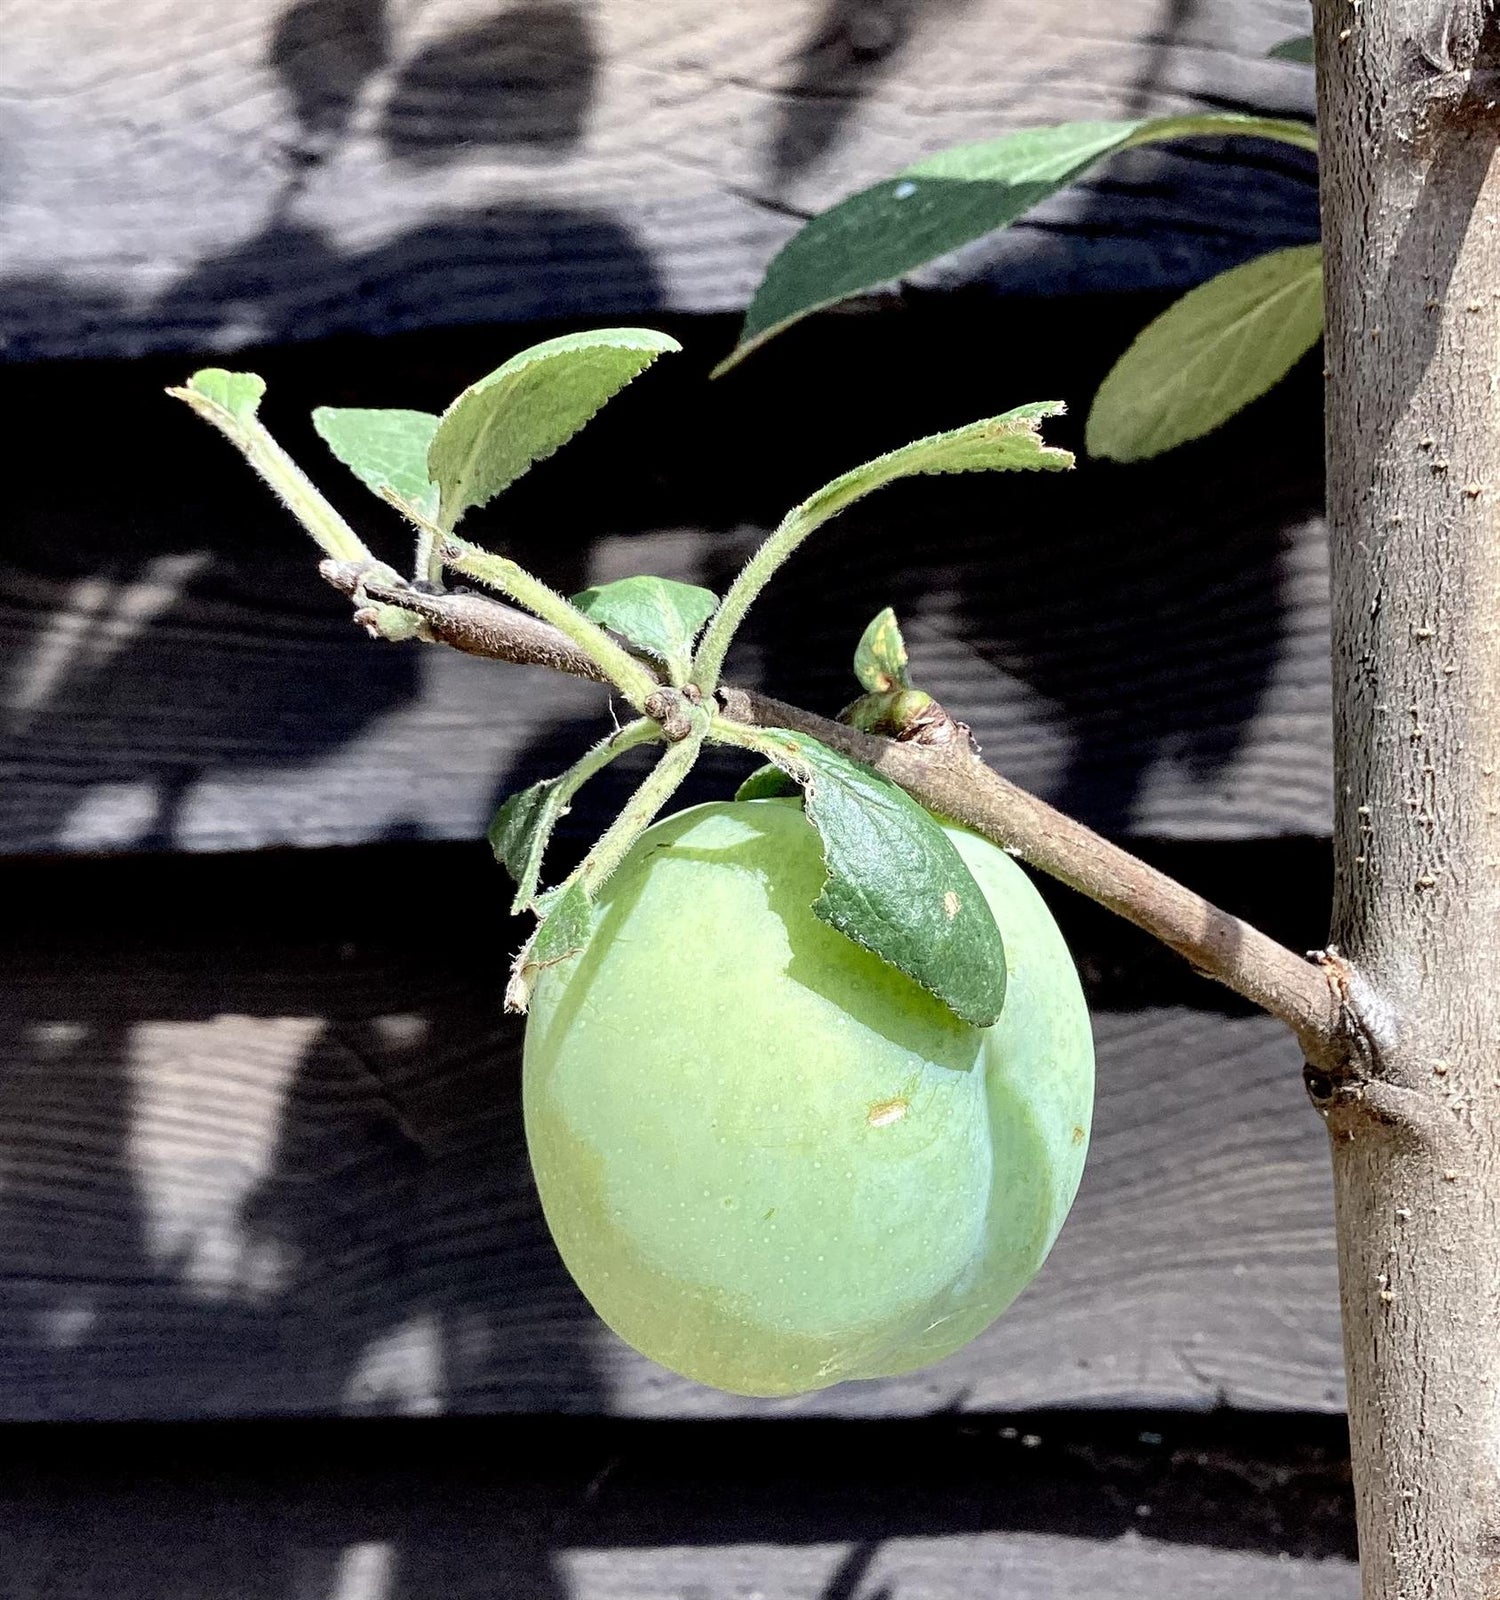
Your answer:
0;296;1328;854
0;839;1341;1422
0;0;1320;358
0;1412;1357;1598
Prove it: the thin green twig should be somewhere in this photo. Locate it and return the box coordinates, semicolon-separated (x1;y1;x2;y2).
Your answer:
169;384;371;566
692;474;888;694
571;716;708;898
442;534;663;709
510;717;661;911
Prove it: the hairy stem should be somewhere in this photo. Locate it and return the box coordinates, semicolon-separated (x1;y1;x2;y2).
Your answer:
441;535;663;708
573;717;708;897
510;717;661;912
169;386;371;566
693;471;893;694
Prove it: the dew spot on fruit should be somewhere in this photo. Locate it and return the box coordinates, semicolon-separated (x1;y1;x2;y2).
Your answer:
942;890;961;920
867;1096;910;1128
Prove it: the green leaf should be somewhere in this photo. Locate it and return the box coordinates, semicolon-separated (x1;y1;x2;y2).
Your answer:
803;404;1073;524
735;764;799;801
179;369;267;422
489;777;564;912
1086;243;1324;462
571;576;718;682
428;329;681;529
855;607;911;693
1269;35;1314;62
505;880;594;1013
691;404;1072;695
313;407;441;523
751;729;1007;1027
714;115;1317;374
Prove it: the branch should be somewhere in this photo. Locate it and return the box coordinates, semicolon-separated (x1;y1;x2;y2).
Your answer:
721;688;1341;1068
322;561;625;685
320;562;1343;1068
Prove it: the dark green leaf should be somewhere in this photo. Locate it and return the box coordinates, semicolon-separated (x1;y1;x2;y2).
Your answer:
752;729;1007;1027
854;607;911;692
735;764;799;801
1269;35;1314;62
714;115;1317;374
1086;243;1324;461
313;406;440;522
428;328;681;528
505;879;594;1013
571;576;718;680
488;778;565;912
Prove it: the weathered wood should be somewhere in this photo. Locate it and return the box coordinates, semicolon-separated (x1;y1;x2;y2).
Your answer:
0;1413;1357;1598
0;303;1331;855
0;0;1319;358
0;839;1342;1422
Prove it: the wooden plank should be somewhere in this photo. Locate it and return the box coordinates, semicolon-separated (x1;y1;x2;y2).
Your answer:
0;1412;1358;1599
0;303;1331;856
0;0;1319;358
0;840;1343;1422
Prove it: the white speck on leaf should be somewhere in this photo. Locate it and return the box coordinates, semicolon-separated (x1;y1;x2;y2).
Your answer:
893;181;917;199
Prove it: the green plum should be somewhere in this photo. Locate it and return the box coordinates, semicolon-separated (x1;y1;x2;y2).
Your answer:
523;798;1094;1396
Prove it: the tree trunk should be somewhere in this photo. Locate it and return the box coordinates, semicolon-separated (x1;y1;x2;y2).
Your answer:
1315;1;1500;1593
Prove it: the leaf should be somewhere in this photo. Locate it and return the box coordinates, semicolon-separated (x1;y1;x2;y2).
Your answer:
714;114;1318;373
752;730;1007;1027
802;405;1072;528
428;329;681;528
171;369;267;423
735;764;798;801
1086;243;1324;462
855;607;911;693
313;407;441;522
1269;35;1314;62
488;777;565;912
690;405;1072;695
571;576;718;680
505;880;594;1013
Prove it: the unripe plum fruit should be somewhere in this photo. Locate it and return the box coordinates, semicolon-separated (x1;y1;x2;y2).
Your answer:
523;798;1094;1396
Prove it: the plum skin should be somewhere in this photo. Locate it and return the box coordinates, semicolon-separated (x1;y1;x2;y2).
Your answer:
523;798;1094;1396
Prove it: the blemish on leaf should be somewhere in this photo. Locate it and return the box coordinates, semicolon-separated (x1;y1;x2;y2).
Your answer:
942;890;961;920
1072;1125;1086;1144
867;1097;909;1128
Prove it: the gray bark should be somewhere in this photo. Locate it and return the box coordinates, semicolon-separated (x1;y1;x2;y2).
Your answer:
1314;1;1500;1593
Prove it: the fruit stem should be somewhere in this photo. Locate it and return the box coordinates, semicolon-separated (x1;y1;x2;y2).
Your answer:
510;716;662;912
441;535;664;711
573;713;709;897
